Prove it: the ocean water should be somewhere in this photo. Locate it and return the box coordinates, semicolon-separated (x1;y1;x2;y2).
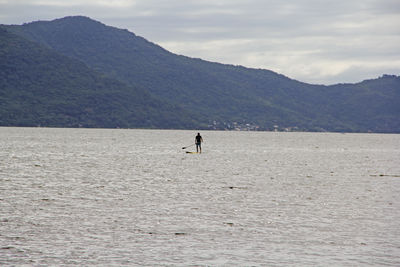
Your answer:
0;127;399;266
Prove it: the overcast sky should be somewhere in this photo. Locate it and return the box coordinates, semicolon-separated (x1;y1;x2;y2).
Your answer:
1;0;399;84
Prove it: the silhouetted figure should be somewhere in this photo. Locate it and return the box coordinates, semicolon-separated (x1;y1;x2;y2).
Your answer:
195;133;203;153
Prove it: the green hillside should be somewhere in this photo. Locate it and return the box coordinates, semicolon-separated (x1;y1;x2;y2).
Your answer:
2;16;400;132
0;28;200;128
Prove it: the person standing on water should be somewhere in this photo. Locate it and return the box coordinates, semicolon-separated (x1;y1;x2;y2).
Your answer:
195;133;203;153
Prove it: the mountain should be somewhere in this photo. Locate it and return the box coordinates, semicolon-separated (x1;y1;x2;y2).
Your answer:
1;16;399;132
0;27;199;128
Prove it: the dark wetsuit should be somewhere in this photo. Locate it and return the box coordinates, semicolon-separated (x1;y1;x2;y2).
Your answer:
195;134;203;153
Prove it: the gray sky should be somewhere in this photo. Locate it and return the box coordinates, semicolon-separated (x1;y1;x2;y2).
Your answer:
1;0;400;84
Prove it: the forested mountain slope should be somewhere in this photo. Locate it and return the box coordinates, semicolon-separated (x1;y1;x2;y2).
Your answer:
2;16;399;132
0;28;199;128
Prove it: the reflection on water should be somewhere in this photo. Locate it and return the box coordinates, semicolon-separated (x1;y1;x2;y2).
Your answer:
1;128;399;266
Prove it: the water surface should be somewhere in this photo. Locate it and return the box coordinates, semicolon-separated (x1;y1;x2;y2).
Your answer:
1;128;399;266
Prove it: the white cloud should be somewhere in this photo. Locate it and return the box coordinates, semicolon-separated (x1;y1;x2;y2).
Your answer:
11;0;136;7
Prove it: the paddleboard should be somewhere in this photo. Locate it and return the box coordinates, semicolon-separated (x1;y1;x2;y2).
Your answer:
186;151;200;154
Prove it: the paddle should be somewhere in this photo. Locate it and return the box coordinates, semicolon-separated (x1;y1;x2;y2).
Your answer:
182;144;195;149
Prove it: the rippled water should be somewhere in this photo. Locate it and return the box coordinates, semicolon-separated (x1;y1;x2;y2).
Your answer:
1;127;399;266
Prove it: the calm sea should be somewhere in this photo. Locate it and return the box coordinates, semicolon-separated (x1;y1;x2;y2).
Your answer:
1;127;399;266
